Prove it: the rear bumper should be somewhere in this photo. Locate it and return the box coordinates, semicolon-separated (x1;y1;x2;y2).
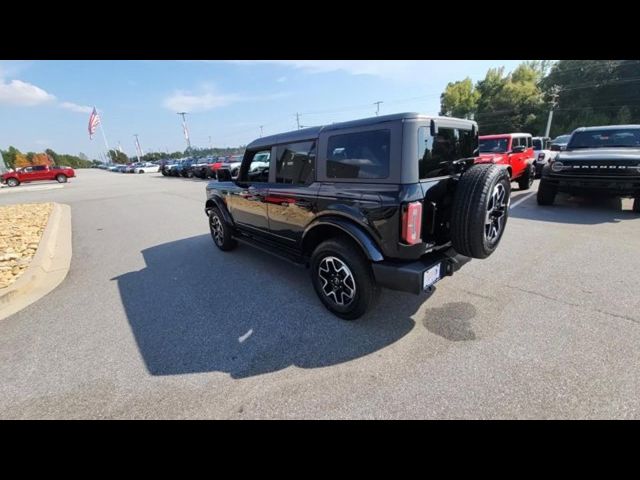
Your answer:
371;247;471;295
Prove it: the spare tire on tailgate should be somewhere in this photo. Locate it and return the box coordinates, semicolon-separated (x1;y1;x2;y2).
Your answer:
450;164;511;259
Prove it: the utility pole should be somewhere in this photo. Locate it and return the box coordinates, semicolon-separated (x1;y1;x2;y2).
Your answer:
208;136;213;150
296;113;301;130
177;112;192;150
544;86;560;138
260;125;264;137
374;101;383;116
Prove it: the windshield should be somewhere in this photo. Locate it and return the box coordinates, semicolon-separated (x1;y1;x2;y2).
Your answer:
568;129;640;149
532;139;542;150
479;138;509;153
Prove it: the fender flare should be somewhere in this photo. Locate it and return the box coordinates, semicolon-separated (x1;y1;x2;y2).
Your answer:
302;217;384;262
205;195;234;226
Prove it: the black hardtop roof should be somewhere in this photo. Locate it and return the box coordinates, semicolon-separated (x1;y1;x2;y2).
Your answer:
573;124;640;133
246;112;475;149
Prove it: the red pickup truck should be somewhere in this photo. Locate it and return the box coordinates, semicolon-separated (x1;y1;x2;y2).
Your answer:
476;133;535;190
1;165;76;187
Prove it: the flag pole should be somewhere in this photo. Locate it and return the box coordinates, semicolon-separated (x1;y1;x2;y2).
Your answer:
99;122;112;164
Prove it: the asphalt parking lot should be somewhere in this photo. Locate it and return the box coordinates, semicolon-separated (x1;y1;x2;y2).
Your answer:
1;170;639;419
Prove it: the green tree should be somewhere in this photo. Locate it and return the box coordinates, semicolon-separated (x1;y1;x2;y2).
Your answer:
440;77;479;119
107;150;129;164
541;60;640;137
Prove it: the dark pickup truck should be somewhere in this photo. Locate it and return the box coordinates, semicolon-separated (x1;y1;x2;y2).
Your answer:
538;125;640;212
204;113;511;319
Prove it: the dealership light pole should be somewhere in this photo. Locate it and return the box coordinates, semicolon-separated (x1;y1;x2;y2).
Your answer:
177;112;192;150
134;134;143;162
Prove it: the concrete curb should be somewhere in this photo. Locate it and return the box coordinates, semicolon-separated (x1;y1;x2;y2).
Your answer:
0;203;72;321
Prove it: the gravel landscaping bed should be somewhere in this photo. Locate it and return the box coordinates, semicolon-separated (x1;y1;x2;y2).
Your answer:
0;203;53;289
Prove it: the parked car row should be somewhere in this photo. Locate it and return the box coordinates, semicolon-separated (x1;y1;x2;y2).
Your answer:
106;162;160;174
160;155;245;179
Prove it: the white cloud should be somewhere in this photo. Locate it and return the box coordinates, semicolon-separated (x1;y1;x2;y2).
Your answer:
0;78;56;106
276;76;287;83
163;86;241;112
59;101;93;114
163;84;289;112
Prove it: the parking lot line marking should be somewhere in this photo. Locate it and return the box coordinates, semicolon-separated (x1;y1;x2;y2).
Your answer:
238;329;253;343
510;191;536;209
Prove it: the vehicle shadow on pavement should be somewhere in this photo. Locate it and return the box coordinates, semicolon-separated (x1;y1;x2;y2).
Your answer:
113;234;418;379
510;194;638;225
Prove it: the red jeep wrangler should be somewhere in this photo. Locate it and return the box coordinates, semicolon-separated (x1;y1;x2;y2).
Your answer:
476;133;535;190
1;165;76;187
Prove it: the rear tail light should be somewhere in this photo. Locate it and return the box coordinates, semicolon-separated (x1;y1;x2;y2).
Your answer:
402;201;423;245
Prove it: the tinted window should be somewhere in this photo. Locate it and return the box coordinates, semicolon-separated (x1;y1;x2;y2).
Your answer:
479;138;509;153
327;130;390;179
568;129;640;149
526;136;532;148
532;138;542;150
32;165;47;171
418;127;476;179
275;141;315;185
240;149;271;183
511;137;521;148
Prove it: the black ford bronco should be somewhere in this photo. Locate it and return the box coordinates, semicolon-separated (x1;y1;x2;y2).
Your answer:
205;113;511;319
538;125;640;211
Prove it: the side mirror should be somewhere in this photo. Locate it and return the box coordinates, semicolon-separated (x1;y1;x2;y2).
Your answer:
550;144;561;151
512;145;526;153
216;168;232;182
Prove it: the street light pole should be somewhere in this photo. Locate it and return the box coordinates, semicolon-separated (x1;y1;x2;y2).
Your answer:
177;112;192;150
260;125;264;137
374;101;383;116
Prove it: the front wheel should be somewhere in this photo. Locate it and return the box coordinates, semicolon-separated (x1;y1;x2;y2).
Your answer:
208;207;237;251
6;178;20;187
56;174;67;183
310;238;377;320
517;163;534;190
537;180;557;206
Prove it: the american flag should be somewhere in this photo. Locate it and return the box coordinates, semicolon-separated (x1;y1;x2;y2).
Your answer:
88;107;101;139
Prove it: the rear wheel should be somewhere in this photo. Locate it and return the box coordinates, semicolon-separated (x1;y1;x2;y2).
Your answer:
310;238;377;320
138;170;144;174
7;178;20;187
450;164;511;259
56;174;67;183
633;197;640;213
537;180;557;206
517;163;534;190
208;207;237;251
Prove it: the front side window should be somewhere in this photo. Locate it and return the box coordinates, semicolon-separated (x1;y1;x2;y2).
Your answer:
326;129;390;180
275;141;315;185
239;149;271;183
479;137;509;153
511;137;521;149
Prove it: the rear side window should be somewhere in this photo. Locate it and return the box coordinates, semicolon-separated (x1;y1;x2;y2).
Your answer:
33;165;47;171
526;136;532;148
418;126;477;179
326;129;390;179
275;141;316;185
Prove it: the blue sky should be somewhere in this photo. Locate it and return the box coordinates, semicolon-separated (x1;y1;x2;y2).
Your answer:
0;60;524;159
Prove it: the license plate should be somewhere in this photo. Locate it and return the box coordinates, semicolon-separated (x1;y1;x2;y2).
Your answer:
423;263;442;290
